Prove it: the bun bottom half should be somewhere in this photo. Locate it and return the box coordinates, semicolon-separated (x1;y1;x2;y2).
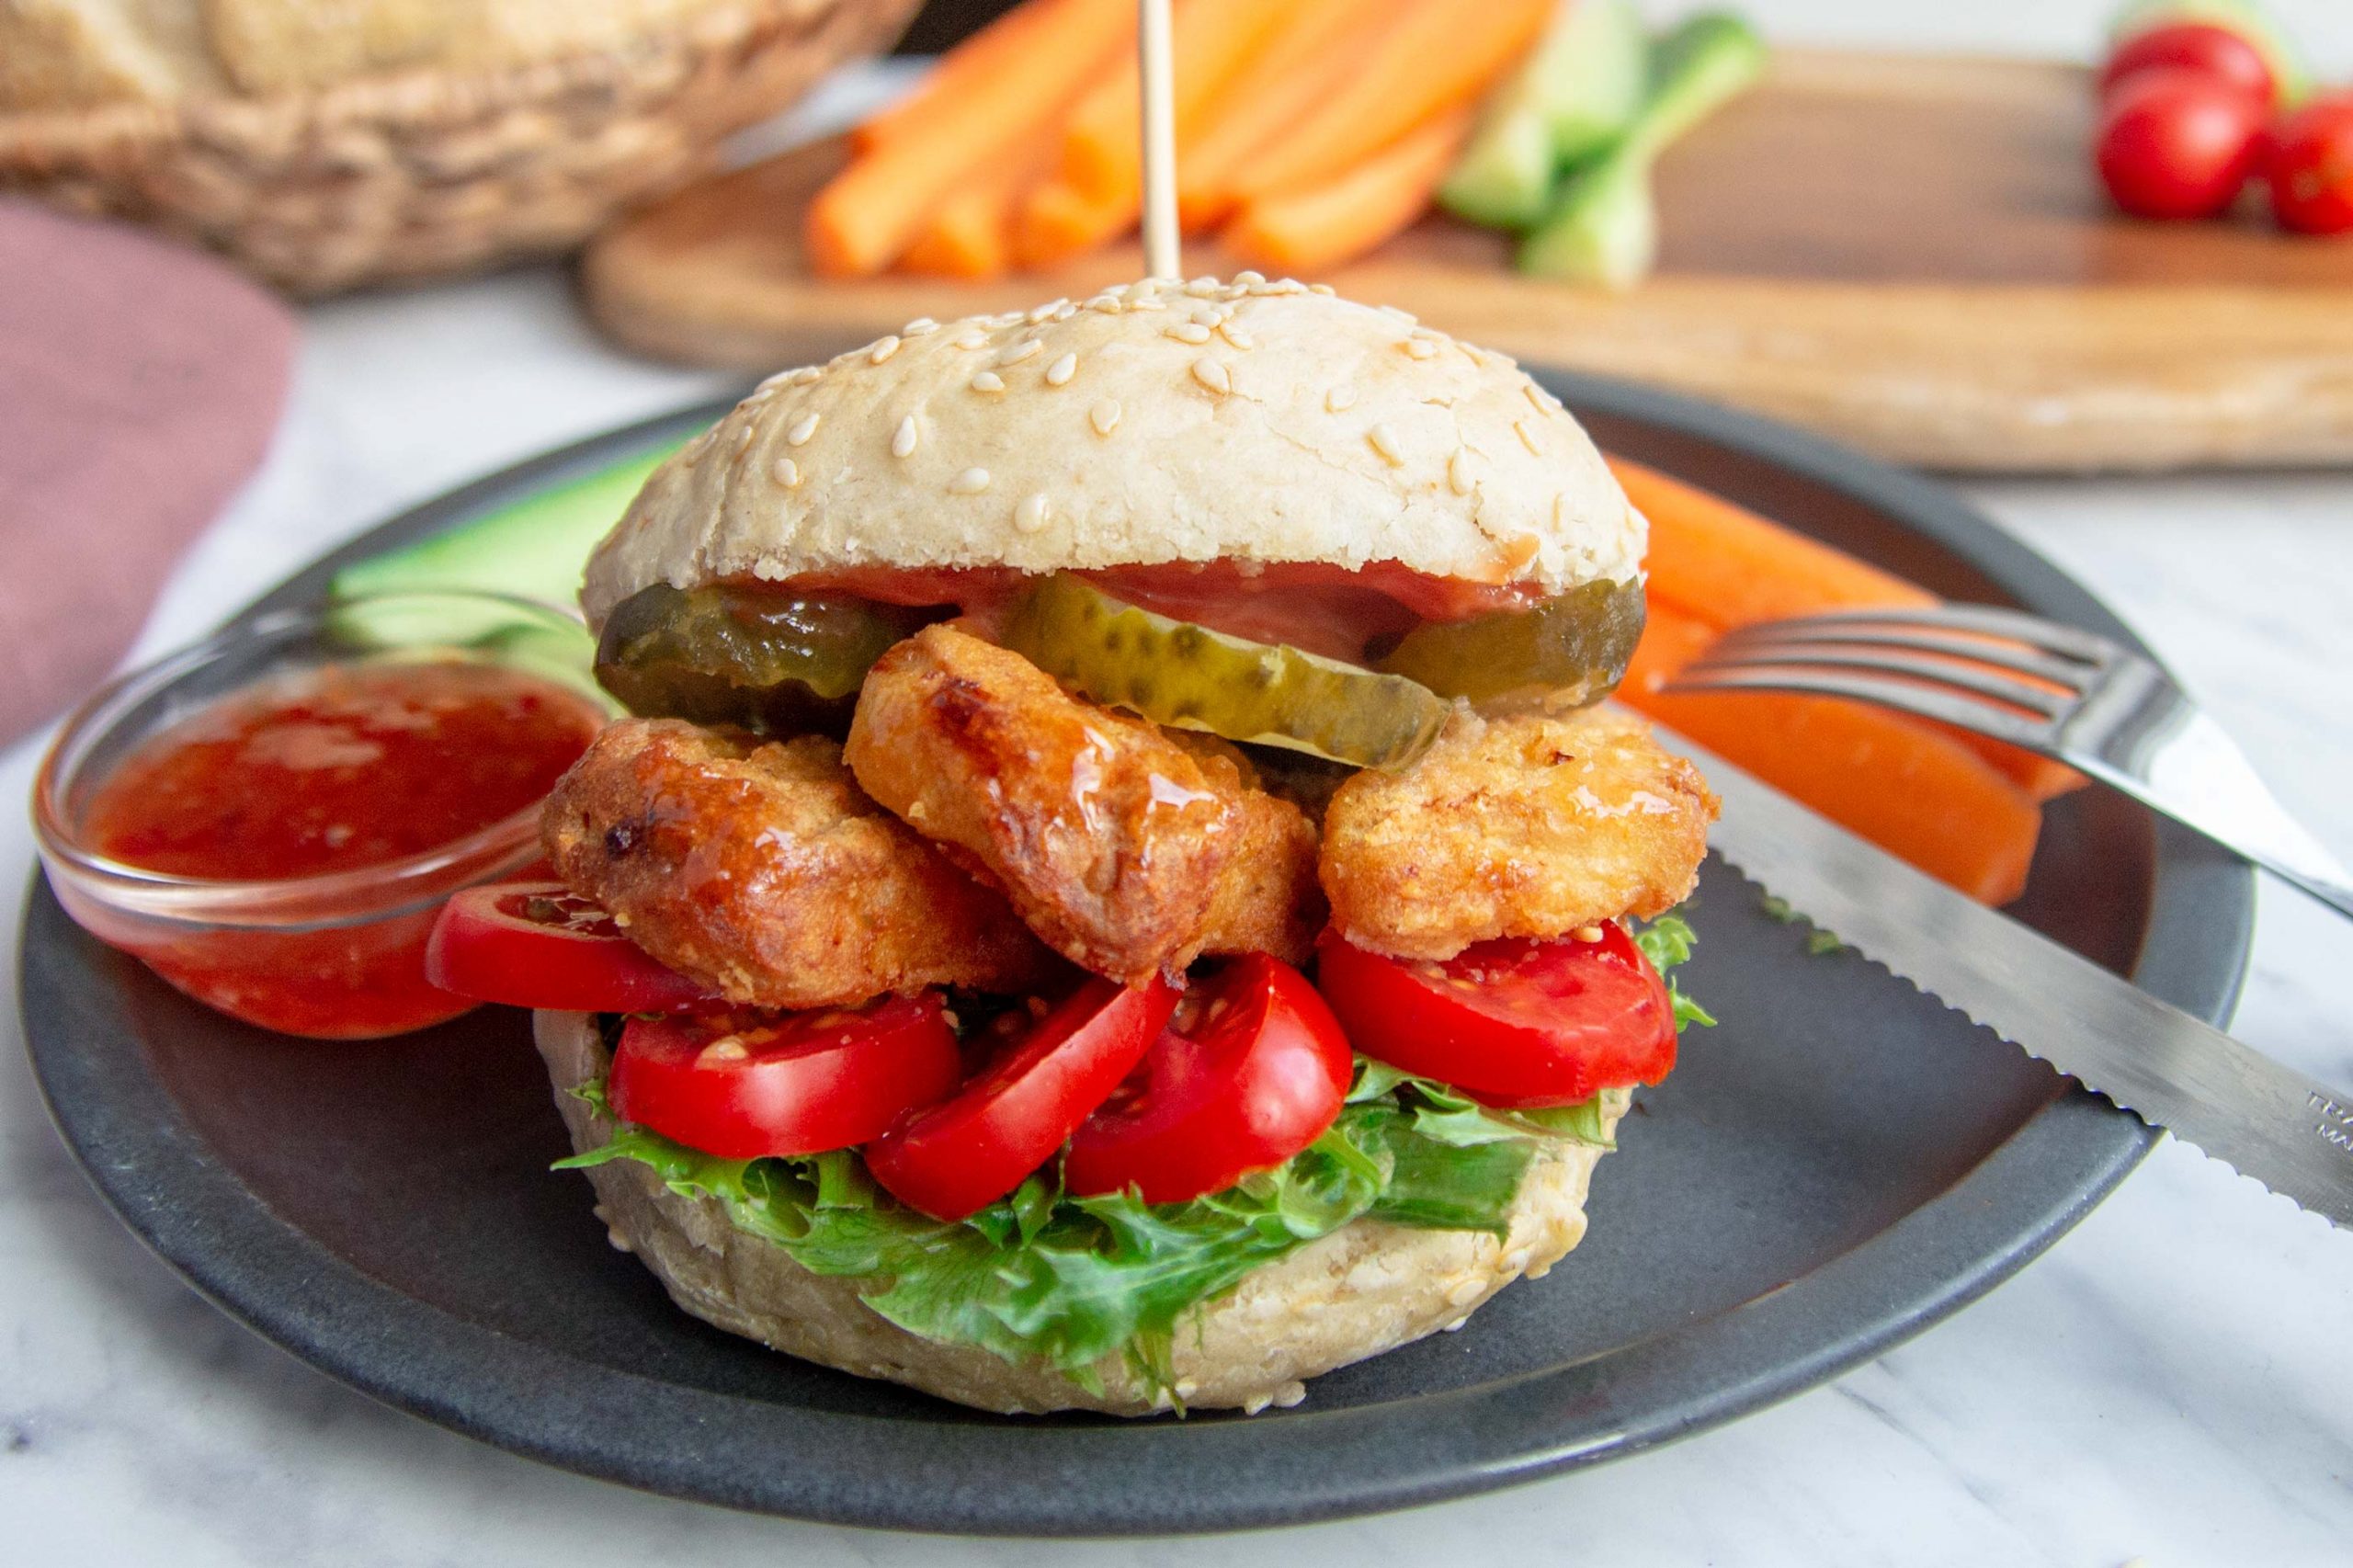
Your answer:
534;1008;1617;1416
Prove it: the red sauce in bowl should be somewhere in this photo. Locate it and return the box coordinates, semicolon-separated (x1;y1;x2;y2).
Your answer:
72;661;603;1038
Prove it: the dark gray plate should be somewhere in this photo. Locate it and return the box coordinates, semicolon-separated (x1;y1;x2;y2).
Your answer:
20;376;2251;1535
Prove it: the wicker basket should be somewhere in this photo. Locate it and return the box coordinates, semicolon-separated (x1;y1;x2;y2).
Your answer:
0;0;921;296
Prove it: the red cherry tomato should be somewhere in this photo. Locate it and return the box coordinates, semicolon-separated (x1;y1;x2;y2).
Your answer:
2095;68;2268;220
1064;954;1353;1205
2264;94;2353;235
1315;924;1677;1108
426;881;710;1013
609;995;962;1160
864;976;1178;1220
2097;68;2267;220
2101;22;2276;108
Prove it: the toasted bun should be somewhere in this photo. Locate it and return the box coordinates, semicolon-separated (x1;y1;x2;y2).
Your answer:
580;279;1643;627
535;1008;1618;1415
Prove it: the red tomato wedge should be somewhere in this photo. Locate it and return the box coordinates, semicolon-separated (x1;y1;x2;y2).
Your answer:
1064;954;1353;1205
426;881;711;1014
609;996;962;1159
1315;924;1677;1108
864;976;1178;1221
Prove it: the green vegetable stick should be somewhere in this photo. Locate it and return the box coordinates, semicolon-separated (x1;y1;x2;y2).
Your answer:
1440;0;1649;231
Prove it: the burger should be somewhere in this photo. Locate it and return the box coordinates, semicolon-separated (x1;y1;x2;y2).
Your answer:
428;277;1718;1416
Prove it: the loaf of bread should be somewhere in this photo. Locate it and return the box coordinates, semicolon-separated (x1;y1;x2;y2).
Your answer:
1;0;753;108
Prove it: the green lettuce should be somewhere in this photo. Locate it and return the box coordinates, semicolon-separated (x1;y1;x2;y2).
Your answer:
559;912;1708;1395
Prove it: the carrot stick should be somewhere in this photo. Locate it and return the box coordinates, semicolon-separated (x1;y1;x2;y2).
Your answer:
851;0;1063;155
1061;0;1290;200
1176;0;1397;233
805;0;1132;278
1217;0;1552;213
1621;608;2043;905
1221;107;1473;273
1011;176;1134;268
1612;456;2088;802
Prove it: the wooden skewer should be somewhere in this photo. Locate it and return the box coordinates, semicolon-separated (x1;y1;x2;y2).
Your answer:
1137;0;1180;279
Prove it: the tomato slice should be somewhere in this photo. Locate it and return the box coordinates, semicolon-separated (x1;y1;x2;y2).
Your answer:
1064;954;1353;1205
609;995;962;1159
1315;924;1677;1108
863;976;1178;1221
426;881;710;1013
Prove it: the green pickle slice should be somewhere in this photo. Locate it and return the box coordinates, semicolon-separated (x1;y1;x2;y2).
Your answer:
1376;576;1645;711
1001;575;1450;769
596;583;939;734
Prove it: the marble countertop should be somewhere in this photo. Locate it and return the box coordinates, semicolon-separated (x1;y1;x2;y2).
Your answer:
7;8;2353;1564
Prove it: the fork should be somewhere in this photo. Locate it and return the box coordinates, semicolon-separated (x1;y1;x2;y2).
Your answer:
1665;603;2353;922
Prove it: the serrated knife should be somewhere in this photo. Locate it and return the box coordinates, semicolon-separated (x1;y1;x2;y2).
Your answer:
1662;728;2353;1229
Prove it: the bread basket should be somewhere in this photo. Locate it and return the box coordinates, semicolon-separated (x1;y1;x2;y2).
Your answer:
0;0;921;296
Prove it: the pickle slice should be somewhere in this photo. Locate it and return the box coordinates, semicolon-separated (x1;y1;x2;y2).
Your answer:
596;584;939;735
1376;576;1645;711
1001;575;1449;769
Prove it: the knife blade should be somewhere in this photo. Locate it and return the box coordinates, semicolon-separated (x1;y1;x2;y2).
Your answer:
1661;728;2353;1229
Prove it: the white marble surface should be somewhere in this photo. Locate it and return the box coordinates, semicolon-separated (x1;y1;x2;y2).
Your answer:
7;6;2353;1563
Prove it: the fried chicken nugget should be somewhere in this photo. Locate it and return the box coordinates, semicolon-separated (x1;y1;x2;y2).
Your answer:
845;625;1322;983
543;718;1062;1009
1321;707;1718;960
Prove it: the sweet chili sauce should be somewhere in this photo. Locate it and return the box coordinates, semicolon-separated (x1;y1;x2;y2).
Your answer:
77;661;603;1038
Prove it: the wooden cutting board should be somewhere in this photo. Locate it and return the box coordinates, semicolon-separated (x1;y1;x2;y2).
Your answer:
581;50;2353;472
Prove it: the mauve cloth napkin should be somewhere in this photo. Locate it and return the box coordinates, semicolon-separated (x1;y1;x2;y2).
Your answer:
0;199;297;746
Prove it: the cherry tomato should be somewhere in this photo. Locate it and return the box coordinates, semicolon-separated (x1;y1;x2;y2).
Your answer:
2264;94;2353;235
426;881;710;1013
2101;22;2276;108
1315;924;1677;1108
864;976;1178;1221
2096;68;2267;220
1064;955;1353;1205
609;995;962;1159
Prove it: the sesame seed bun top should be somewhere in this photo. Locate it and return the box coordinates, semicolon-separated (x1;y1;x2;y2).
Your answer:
579;278;1644;627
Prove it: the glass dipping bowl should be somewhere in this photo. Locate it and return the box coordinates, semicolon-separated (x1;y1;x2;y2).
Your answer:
32;592;617;1039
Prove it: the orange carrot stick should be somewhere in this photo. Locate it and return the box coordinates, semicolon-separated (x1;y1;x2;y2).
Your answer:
1176;0;1397;233
1061;0;1289;199
1612;456;2087;802
1221;106;1473;273
1218;0;1551;212
851;0;1063;155
805;0;1132;278
1621;608;2043;905
1011;176;1134;268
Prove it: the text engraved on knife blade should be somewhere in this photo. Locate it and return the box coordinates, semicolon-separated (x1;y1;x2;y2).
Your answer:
2312;1092;2353;1154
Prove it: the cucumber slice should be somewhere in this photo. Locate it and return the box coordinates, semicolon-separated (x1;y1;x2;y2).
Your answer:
1518;12;1767;285
1441;0;1649;231
330;439;688;611
1000;575;1449;770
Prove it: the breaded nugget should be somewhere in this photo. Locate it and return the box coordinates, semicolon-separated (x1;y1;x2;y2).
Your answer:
845;625;1321;983
1320;707;1717;960
543;718;1061;1009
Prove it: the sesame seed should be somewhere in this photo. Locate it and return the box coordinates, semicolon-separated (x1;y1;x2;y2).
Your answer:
1515;418;1541;455
1573;925;1605;942
869;335;902;364
1028;299;1070;324
1234;269;1266;286
902;316;938;335
1015;493;1052;533
1523;382;1548;413
1044;351;1078;387
733;422;755;450
1186;276;1220;296
772;457;802;488
753;371;792;395
1167;322;1212;345
971;370;1006;393
1190;305;1222;325
1089;398;1121;436
1308;282;1336;295
1270;278;1306;294
953;330;988;350
1219;323;1256;349
787;413;820;446
1367;424;1404;466
1000;338;1043;366
789;366;823;385
949;466;991;494
892;415;919;458
1191;358;1233;395
1086;293;1122;313
1449;448;1474;495
681;428;715;461
1053;302;1078;321
1325;385;1358;414
1404;336;1438;360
